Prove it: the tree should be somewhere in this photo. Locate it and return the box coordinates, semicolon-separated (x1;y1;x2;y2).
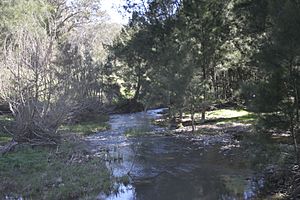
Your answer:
0;0;67;145
239;0;300;161
0;0;120;148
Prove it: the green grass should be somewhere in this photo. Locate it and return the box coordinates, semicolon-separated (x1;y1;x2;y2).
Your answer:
206;109;258;124
60;122;110;136
207;109;251;119
0;140;112;199
0;114;110;138
0;114;114;199
182;109;257;124
0;136;12;143
59;115;110;136
152;109;258;129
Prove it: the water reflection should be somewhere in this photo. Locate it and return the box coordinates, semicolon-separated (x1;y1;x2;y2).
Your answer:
128;138;257;200
87;109;260;200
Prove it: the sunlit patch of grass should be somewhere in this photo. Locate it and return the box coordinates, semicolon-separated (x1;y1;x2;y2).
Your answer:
0;141;112;199
60;122;110;136
206;109;258;124
180;109;257;126
153;109;258;130
207;109;250;119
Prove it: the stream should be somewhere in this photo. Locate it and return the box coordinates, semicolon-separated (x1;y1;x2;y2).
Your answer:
86;109;264;200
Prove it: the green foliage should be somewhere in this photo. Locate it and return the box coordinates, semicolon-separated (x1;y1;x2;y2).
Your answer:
1;0;52;33
233;1;300;165
0;142;112;199
116;0;260;117
256;114;290;132
185;77;211;110
243;0;300;143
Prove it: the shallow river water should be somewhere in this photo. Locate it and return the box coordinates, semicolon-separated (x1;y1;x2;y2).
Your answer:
86;109;263;200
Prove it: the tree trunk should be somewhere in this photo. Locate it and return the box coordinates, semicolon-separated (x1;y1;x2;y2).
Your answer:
179;108;183;122
191;109;195;133
295;83;299;123
291;116;299;163
289;57;299;162
133;66;142;102
201;110;206;123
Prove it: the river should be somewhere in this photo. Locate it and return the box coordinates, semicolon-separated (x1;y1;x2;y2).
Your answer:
86;109;264;200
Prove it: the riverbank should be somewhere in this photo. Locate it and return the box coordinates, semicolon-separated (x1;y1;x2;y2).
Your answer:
151;109;255;148
0;137;112;199
0;114;114;199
